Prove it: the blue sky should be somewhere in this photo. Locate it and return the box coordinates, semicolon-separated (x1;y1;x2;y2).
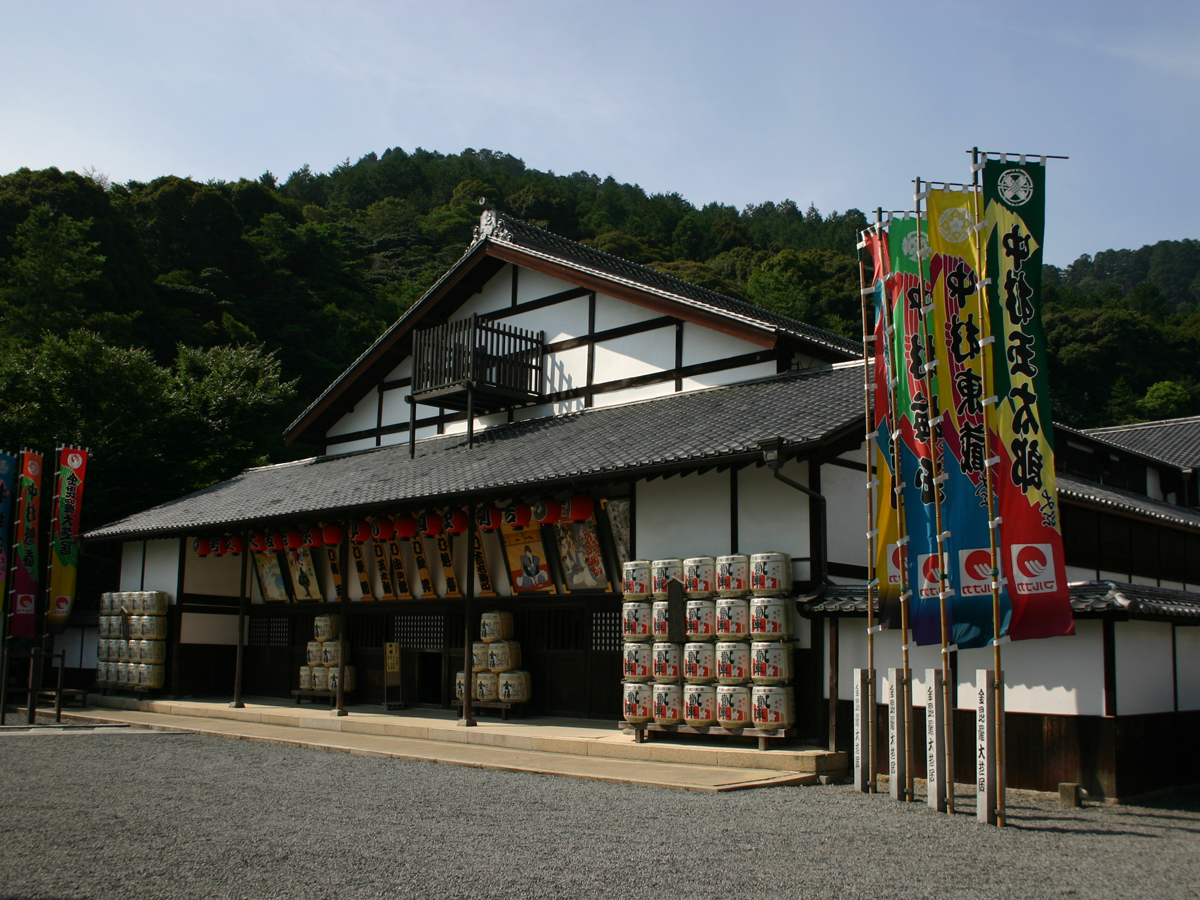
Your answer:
3;1;1197;266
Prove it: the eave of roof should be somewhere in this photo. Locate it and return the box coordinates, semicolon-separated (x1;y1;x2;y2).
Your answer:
1054;421;1191;472
1057;472;1200;531
1084;416;1200;471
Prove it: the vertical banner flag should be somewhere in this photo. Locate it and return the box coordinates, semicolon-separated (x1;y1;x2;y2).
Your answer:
983;160;1073;640
886;217;942;644
10;450;43;639
0;451;16;622
925;188;1011;648
864;230;902;627
47;447;88;631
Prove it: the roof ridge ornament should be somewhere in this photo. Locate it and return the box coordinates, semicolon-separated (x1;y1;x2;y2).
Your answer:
471;198;513;245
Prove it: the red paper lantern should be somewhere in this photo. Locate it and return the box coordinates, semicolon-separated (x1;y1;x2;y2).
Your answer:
565;496;594;522
351;521;371;543
226;535;244;555
302;527;324;549
442;508;469;534
286;529;304;550
265;532;285;552
249;533;266;553
393;515;419;539
418;511;442;536
322;523;345;545
195;537;210;557
503;503;531;528
370;517;395;541
476;506;502;532
214;537;228;556
533;500;562;525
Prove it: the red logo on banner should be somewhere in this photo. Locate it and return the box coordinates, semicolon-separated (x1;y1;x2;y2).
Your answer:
15;593;33;613
53;595;71;615
959;549;993;596
1010;543;1057;595
918;553;941;598
886;545;902;586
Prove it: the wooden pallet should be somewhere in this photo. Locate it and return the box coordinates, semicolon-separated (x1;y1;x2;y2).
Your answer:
291;689;352;706
618;721;794;751
451;699;525;720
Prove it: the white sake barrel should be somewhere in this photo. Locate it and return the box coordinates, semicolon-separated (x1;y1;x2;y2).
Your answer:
137;616;168;640
487;640;521;673
622;681;654;724
126;592;142;614
94;661;109;683
716;554;750;597
328;665;356;692
683;642;716;684
621;601;652;642
652;642;682;683
651;600;671;639
137;664;165;689
715;598;749;639
96;638;109;662
139;640;167;664
716;641;750;684
684;557;716;597
306;641;324;667
455;670;470;700
471;641;489;673
652;682;684;725
651;558;683;599
751;642;793;685
685;599;716;641
750;551;792;596
479;610;514;642
311;666;330;691
314;615;341;642
621;559;652;599
750;597;793;640
142;592;168;616
116;639;130;662
475;671;499;702
298;666;313;690
498;670;531;703
622;643;653;682
100;593;112;615
115;662;129;686
98;616;111;638
752;685;796;730
321;641;349;667
716;684;752;729
683;684;718;727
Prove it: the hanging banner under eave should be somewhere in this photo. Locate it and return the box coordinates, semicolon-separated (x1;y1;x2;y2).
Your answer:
863;230;902;627
983;160;1073;641
926;188;1012;649
0;451;17;623
886;216;942;645
46;447;88;631
9;450;43;639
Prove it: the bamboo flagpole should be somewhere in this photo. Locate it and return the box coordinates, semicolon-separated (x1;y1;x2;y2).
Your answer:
857;237;877;793
913;180;956;814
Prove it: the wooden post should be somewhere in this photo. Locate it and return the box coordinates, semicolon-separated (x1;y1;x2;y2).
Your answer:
925;668;946;812
888;667;908;801
334;519;349;717
230;532;249;709
828;617;839;751
459;501;476;727
408;396;417;460
853;668;872;792
976;669;998;824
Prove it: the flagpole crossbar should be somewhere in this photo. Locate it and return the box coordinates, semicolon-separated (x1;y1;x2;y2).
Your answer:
966;150;1068;162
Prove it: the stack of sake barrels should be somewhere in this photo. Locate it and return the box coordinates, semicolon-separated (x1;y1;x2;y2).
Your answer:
456;610;531;705
300;615;356;693
95;591;168;691
621;552;797;734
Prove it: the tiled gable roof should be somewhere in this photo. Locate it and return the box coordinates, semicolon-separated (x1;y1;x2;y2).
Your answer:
1057;473;1200;530
1086;416;1200;470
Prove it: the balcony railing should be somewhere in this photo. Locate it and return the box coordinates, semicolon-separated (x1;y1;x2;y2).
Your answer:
410;314;544;414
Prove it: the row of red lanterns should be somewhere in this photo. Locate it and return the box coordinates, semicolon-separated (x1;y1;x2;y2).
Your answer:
194;497;596;557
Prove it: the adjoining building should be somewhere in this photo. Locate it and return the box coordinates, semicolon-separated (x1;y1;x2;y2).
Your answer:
80;209;1200;799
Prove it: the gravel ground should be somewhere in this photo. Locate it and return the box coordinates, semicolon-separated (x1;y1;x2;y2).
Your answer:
1;730;1198;900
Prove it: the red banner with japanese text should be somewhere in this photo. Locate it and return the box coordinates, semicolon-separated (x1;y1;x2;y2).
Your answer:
9;450;43;639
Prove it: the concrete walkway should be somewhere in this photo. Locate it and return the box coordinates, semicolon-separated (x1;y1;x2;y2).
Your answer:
43;695;846;792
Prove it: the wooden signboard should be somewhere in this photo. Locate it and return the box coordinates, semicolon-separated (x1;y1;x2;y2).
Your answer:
371;537;399;601
321;526;344;600
409;535;436;598
383;641;403;710
433;529;462;598
471;530;498;597
554;515;611;592
350;541;375;600
285;546;323;601
254;552;290;602
500;520;555;594
386;535;413;599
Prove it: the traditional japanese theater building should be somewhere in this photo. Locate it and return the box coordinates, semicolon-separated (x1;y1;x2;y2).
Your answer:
82;209;1200;798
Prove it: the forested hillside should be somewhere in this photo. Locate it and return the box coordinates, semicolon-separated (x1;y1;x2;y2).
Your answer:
0;147;1197;529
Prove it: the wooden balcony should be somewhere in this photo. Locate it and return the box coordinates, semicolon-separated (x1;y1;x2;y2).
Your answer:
410;315;544;414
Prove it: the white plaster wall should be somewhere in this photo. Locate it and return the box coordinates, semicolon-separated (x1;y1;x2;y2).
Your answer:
836;627;943;706
1115;620;1176;715
515;268;576;305
737;459;810;566
328;437;377;455
1066;565;1099;583
680;323;761;367
504;295;589;343
680;361;777;390
380;386;410;426
326;390;377;438
385;357;412;382
441;411;508;437
448;264;513;320
822;462;869;569
634;470;731;561
52;629;81;668
179;612;244;645
1176;626;1200;711
592;327;675;382
120;542;144;591
183;541;243;597
593;293;660;331
592;382;676;408
543;345;589;396
1099;569;1129;583
1147;467;1162;501
142;539;180;601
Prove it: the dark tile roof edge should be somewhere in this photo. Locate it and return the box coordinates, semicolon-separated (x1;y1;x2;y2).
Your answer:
1057;473;1200;531
1054;421;1191;472
1087;414;1200;435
